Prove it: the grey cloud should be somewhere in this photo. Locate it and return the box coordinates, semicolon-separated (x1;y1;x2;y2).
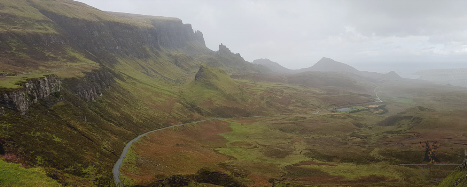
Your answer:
76;0;467;72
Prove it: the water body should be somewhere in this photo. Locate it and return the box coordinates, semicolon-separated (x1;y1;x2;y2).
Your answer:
336;108;352;112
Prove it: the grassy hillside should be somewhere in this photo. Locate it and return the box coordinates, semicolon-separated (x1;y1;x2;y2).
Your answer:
0;159;61;187
438;168;467;186
1;0;467;186
0;0;310;185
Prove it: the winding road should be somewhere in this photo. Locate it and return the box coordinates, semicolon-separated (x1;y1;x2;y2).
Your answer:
113;120;210;186
113;86;383;186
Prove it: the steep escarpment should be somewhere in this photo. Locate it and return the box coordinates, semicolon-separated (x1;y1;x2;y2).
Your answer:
0;0;208;76
64;68;117;102
40;11;206;58
0;75;60;115
0;0;320;186
207;44;268;74
0;0;213;185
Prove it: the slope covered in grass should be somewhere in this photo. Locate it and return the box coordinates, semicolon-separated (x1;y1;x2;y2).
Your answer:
1;0;467;186
0;159;60;187
439;169;467;186
0;0;273;185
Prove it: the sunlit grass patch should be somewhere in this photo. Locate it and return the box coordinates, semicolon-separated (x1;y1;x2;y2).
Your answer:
306;162;410;180
0;159;61;187
438;170;467;186
391;97;414;104
0;47;100;88
217;119;310;167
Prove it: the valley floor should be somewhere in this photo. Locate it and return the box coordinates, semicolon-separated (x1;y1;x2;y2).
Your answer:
119;108;467;187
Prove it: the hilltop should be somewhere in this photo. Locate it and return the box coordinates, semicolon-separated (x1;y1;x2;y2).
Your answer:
300;57;360;73
253;57;402;82
252;58;293;74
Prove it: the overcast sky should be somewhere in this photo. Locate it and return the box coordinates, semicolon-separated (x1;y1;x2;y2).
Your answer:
75;0;467;76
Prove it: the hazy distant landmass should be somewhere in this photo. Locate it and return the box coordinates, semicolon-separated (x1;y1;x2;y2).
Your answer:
299;57;360;74
252;58;294;74
254;57;401;81
417;68;467;87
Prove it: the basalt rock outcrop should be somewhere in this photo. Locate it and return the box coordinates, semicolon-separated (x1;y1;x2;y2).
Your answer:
0;68;117;114
0;75;61;115
39;11;206;59
0;0;208;74
64;69;116;102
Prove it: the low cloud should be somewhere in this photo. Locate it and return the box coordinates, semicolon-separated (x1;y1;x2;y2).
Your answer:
77;0;467;71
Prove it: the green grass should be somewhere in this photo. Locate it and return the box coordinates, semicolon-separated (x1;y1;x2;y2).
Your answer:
120;150;138;186
0;0;57;33
0;0;49;20
307;162;414;180
390;97;414;105
213;113;453;186
0;46;100;88
438;169;467;186
0;159;61;187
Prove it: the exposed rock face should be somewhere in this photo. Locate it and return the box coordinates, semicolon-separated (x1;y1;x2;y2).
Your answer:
218;43;232;55
65;69;116;102
0;69;116;114
0;75;61;115
39;11;206;58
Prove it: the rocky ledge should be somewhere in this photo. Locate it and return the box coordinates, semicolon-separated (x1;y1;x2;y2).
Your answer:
0;75;61;115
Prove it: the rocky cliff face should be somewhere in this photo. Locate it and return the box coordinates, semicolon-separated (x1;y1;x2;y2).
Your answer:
0;1;207;73
0;75;61;115
38;11;206;59
64;69;116;102
0;68;116;114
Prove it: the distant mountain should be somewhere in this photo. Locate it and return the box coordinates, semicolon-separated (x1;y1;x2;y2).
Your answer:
300;57;359;74
252;57;402;81
252;59;293;74
382;71;402;80
212;44;269;74
299;57;401;81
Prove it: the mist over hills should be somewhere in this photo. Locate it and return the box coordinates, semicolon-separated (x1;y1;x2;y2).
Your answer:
0;0;466;186
254;57;402;81
252;58;293;74
254;57;467;88
299;57;359;73
416;68;467;88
